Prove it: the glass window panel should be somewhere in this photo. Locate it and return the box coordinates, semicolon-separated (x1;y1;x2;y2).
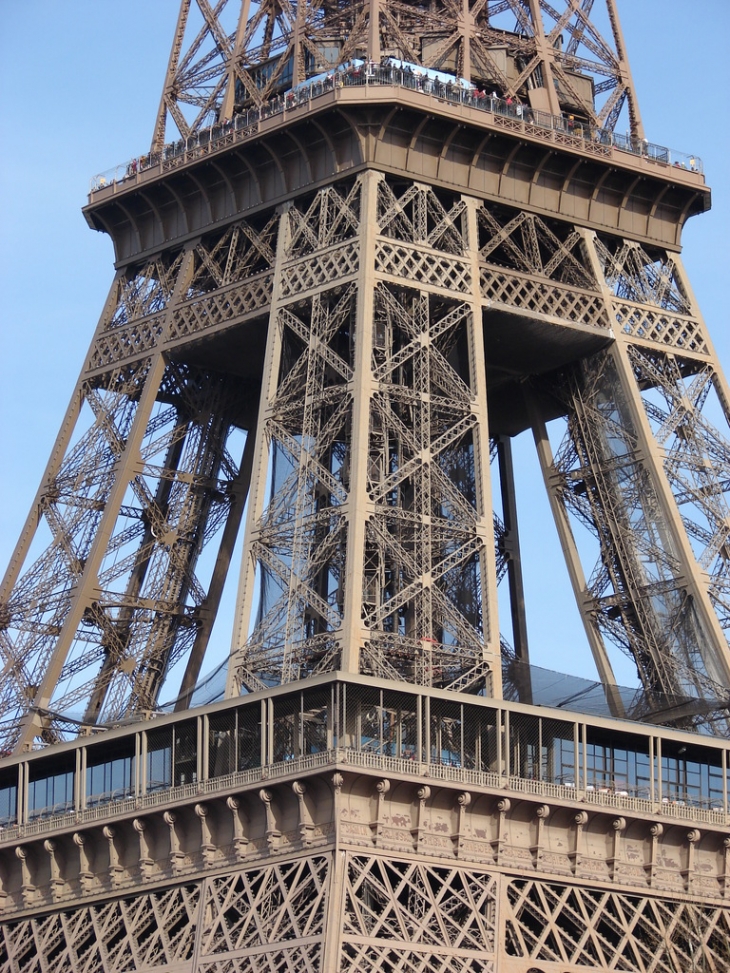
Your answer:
146;727;172;792
28;757;74;818
86;739;136;805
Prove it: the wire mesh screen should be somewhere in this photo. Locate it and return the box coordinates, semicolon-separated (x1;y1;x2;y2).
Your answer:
462;705;500;773
342;685;419;758
342;685;381;753
429;699;463;767
273;694;299;762
302;687;331;755
208;709;236;778
237;702;262;770
173;720;197;786
383;690;419;760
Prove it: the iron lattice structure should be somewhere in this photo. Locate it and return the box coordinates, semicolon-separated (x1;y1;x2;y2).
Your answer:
1;1;730;970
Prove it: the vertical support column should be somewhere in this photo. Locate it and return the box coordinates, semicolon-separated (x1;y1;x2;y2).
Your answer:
220;0;252;119
495;435;530;666
322;814;346;973
227;205;290;695
528;399;624;716
459;0;471;83
367;0;381;63
178;425;257;709
464;195;502;694
525;0;562;116
605;0;645;138
341;171;380;674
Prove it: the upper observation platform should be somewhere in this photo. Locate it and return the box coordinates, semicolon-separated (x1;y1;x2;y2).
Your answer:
85;62;709;264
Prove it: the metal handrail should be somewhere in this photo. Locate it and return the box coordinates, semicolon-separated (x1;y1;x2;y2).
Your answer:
90;63;703;193
2;745;726;846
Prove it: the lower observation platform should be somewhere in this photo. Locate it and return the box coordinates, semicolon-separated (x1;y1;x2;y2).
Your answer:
0;674;728;970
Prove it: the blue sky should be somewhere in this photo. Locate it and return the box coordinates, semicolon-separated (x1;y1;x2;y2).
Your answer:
0;1;728;688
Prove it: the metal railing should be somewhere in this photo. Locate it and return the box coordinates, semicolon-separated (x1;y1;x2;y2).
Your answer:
90;63;703;193
2;745;726;845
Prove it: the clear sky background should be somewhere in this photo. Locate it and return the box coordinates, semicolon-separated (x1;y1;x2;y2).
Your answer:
0;1;728;691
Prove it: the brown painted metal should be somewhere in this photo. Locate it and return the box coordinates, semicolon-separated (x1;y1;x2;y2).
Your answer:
0;0;724;746
0;677;727;970
1;1;730;967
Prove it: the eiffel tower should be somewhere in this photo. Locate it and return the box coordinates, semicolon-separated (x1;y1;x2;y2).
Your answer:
0;2;729;970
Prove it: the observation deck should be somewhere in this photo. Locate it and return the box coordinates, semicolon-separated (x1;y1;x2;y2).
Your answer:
0;672;728;918
85;64;710;265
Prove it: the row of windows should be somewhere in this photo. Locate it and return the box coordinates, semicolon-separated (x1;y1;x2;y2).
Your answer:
0;685;727;827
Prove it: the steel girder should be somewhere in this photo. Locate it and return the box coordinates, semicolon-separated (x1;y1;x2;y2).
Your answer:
1;849;729;971
228;174;502;696
151;0;643;150
4;169;730;746
0;219;281;751
535;236;730;729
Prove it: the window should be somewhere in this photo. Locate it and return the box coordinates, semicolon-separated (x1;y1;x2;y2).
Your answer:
28;757;74;818
0;773;17;827
146;727;172;792
86;739;136;806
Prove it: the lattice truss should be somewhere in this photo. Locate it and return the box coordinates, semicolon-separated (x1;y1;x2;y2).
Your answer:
0;856;329;973
491;441;510;590
0;217;279;752
505;877;730;972
629;350;730;635
539;236;730;713
596;237;709;355
2;848;728;972
235;178;494;692
365;180;491;687
476;203;610;329
360;283;488;685
489;439;530;692
152;0;641;149
238;184;362;688
475;204;609;678
342;855;497;971
90;218;277;373
549;351;727;703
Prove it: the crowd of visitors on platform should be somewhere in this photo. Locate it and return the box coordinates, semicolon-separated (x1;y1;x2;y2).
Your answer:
99;55;697;190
